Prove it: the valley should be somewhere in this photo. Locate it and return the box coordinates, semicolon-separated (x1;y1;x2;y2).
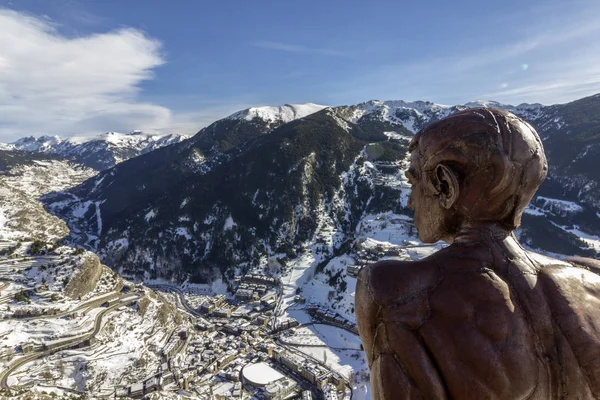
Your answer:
0;96;599;399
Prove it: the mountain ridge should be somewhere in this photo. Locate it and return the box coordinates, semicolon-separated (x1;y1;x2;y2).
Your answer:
1;131;190;170
36;94;600;285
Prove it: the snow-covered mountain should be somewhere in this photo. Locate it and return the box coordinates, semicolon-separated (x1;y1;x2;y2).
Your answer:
2;95;598;284
2;95;600;399
227;103;327;124
37;95;600;286
2;131;189;170
337;99;545;134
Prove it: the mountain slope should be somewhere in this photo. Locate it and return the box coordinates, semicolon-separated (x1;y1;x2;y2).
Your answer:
0;150;96;242
44;109;396;281
42;96;600;282
3;131;189;170
526;94;600;209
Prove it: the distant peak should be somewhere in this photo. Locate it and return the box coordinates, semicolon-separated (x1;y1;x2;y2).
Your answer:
464;100;508;108
228;103;328;124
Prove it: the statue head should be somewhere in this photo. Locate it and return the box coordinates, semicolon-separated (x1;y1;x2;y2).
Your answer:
406;108;548;243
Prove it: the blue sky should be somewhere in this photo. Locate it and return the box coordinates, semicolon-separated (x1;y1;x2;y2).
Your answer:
0;0;599;139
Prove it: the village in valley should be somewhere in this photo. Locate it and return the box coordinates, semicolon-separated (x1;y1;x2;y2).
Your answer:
0;208;446;400
0;132;446;399
0;240;363;400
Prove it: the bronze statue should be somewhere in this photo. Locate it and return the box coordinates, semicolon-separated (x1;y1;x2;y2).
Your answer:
355;108;600;399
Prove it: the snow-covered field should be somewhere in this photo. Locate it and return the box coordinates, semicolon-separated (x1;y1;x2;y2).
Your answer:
13;295;174;395
563;226;600;252
0;234;185;397
2;160;97;198
266;207;450;399
296;324;361;350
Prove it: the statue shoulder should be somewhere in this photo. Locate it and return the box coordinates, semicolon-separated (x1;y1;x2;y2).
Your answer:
355;258;443;363
357;258;441;307
529;251;600;279
534;254;600;389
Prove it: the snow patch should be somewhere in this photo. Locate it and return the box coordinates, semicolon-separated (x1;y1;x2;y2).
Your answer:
223;215;236;231
228;103;327;124
145;209;156;222
175;227;192;240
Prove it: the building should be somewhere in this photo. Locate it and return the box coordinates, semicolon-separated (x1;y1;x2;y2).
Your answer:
242;362;284;387
257;315;270;326
322;383;339;400
346;265;362;277
302;363;330;387
302;391;314;400
384;247;402;256
145;376;161;393
21;343;35;354
162;334;183;359
330;374;346;391
195;318;216;331
262;298;277;310
213;307;232;318
280;353;304;373
200;302;215;314
265;377;297;400
273;318;299;333
315;372;331;389
223;323;240;335
272;347;286;361
245;274;276;285
216;350;237;368
235;288;253;301
214;294;227;307
129;382;144;399
162;371;175;386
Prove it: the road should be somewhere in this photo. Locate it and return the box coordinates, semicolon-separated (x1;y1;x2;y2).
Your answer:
0;292;143;390
12;291;122;320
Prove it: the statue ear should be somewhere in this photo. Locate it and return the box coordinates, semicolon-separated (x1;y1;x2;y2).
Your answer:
434;164;459;209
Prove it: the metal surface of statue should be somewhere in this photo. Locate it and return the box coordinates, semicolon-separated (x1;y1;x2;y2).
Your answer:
355;108;600;399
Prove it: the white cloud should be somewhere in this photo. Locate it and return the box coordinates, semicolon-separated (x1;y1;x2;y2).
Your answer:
0;9;175;141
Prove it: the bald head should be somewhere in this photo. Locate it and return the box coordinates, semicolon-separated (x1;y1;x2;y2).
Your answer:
410;108;547;230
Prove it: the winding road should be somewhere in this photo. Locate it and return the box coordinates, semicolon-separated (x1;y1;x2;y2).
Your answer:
0;292;143;390
12;291;122;320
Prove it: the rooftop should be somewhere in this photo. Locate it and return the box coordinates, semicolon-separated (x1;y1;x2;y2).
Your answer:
242;362;285;387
